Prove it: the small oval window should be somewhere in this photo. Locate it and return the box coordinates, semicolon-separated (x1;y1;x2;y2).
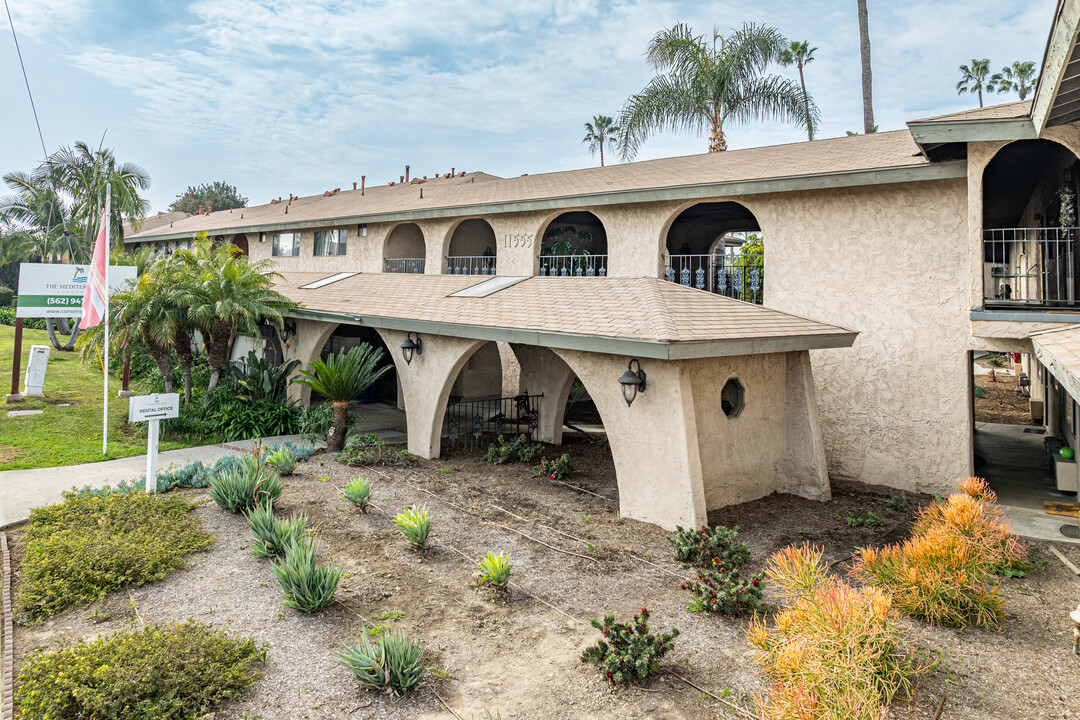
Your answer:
721;378;745;418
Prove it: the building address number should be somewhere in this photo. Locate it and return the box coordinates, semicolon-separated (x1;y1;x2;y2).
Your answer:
503;233;533;248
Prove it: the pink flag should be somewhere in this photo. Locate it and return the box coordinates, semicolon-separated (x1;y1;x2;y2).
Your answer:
79;210;109;330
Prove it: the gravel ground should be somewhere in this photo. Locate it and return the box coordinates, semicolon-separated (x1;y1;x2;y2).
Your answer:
11;435;1080;719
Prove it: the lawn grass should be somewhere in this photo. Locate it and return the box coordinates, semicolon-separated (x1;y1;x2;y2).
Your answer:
0;323;190;470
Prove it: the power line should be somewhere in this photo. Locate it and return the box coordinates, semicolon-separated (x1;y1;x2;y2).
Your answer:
4;0;48;158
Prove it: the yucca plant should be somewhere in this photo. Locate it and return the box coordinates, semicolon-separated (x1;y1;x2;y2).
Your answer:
265;446;298;476
271;535;342;612
394;506;431;548
475;551;512;589
208;453;284;513
343;477;373;511
337;629;425;695
246;503;308;559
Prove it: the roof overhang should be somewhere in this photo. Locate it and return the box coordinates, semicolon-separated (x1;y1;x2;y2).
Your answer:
1033;0;1080;133
1031;325;1080;402
907;117;1037;145
285;306;857;361
126;160;966;244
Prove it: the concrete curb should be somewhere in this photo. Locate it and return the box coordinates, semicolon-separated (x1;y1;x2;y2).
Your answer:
1;532;14;720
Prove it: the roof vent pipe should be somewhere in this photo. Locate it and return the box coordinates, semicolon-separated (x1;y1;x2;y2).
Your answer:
420;188;424;199
405;165;410;182
451;167;455;176
400;175;404;183
353;181;357;190
361;176;366;195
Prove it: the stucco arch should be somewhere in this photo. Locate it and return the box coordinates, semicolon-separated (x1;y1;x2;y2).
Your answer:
508;344;578;444
536;210;609;277
442;217;498;273
981;138;1080;229
383;222;427;273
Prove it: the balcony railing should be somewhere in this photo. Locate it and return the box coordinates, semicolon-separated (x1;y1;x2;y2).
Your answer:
663;253;763;304
446;256;496;275
384;257;426;274
983;227;1080;309
538;254;608;277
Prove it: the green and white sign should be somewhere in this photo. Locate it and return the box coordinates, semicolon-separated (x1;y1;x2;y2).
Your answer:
15;262;136;318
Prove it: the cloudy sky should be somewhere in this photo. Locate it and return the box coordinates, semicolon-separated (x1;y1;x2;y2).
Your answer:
0;0;1055;212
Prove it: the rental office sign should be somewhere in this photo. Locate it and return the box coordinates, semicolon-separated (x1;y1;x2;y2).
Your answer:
15;262;136;317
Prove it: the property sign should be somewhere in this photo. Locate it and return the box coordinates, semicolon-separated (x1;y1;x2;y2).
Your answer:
128;393;180;422
15;262;137;318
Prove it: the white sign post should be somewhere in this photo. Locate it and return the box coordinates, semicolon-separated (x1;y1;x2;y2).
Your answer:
128;393;180;493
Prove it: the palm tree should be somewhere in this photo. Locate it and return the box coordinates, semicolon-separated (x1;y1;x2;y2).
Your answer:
582;115;621;166
778;40;818;140
991;61;1039;101
175;234;296;393
857;0;875;134
957;59;993;107
618;23;816;157
294;345;391;452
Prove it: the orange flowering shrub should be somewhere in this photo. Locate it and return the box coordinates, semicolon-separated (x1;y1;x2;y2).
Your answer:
748;545;929;720
853;476;1024;630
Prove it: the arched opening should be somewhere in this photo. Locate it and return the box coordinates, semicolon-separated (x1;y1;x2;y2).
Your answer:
663;201;763;303
313;324;406;439
384;222;426;273
232;233;250;256
538;211;608;277
445;218;497;275
441;341;529;452
981;139;1080;309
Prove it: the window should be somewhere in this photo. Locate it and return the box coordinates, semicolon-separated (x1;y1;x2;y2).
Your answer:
721;378;745;418
272;232;301;257
314;229;347;256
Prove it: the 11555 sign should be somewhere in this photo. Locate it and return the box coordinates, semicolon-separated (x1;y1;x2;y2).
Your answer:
502;233;534;248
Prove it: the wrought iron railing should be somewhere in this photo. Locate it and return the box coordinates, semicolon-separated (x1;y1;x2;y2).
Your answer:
538;254;608;277
384;257;426;274
446;256;497;275
663;252;763;304
983;227;1080;309
443;394;542;451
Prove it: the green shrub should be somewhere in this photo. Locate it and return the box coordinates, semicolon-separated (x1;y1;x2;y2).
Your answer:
217;398;302;441
272;535;342;612
536;453;572;481
246;503;308;559
208;453;284;513
343;476;373;511
475;551;512;589
17;491;214;620
0;307;46;328
395;506;431;548
888;493;909;512
265;445;298;475
14;620;265;720
669;524;750;569
0;284;14;307
231;350;300;403
680;563;765;615
298;402;334;443
580;608;679;684
338;629;425;695
338;434;417;467
973;383;988;399
846;509;885;528
482;434;541;465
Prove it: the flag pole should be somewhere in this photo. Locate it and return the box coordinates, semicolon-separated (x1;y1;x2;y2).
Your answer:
102;184;110;455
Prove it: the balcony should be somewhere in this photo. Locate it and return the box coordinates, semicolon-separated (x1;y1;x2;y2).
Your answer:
983;228;1080;309
663;252;763;304
384;258;426;274
538;254;607;277
446;255;496;275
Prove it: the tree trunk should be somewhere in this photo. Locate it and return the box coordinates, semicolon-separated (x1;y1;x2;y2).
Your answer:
45;318;81;351
205;318;234;393
708;122;727;152
327;400;350;452
798;62;813;140
857;0;875;134
144;331;174;393
1019;84;1028;101
176;329;194;404
977;86;984;107
600;138;605;167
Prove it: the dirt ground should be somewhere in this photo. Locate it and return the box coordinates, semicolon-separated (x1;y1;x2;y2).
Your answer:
10;435;1080;720
974;361;1038;426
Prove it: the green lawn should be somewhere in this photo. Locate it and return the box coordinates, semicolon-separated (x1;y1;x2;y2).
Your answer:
0;323;191;470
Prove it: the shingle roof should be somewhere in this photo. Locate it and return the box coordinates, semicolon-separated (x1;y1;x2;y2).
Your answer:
129;130;934;242
912;100;1032;123
274;272;857;358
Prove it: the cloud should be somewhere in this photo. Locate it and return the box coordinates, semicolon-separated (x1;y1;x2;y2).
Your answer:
5;0;92;38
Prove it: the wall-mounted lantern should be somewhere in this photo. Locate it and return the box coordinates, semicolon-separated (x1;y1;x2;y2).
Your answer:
618;359;647;407
281;318;297;341
400;332;423;365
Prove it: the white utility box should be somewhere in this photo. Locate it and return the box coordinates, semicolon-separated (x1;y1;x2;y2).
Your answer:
1056;455;1079;493
23;344;50;397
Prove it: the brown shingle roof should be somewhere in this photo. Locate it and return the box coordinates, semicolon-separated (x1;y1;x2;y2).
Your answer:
131;131;932;242
912;100;1032;123
274;272;856;358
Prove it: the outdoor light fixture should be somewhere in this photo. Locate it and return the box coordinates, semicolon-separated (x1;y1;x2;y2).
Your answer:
618;359;646;407
281;318;297;341
400;332;423;365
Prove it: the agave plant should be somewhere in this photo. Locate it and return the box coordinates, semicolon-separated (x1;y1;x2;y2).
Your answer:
394;506;431;548
265;446;298;476
246;503;307;558
343;477;373;511
209;453;284;513
475;551;512;589
337;629;425;695
272;535;342;613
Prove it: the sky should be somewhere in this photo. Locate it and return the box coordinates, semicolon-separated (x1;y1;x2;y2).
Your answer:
0;0;1057;213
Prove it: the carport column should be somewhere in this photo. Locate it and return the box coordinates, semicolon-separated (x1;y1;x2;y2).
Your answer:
510;344;576;444
375;329;485;459
284;319;339;405
553;349;707;530
780;351;831;500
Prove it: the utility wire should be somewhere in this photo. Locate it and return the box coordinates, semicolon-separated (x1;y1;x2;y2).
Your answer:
3;0;48;158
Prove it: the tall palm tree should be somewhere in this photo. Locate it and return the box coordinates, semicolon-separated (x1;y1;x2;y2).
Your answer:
991;61;1039;101
957;59;993;107
857;0;875;134
778;40;818;140
618;23;816;157
582;115;621;166
294;345;391;452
